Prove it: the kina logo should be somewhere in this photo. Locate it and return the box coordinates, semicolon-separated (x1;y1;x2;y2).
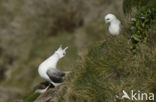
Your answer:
121;90;154;101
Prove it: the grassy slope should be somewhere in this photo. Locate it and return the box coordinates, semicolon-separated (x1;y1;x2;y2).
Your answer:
54;0;156;102
57;33;156;102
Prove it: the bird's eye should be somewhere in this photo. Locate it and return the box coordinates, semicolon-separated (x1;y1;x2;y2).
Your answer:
107;18;110;20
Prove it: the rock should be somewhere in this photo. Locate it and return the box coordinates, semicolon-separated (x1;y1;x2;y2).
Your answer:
35;88;59;102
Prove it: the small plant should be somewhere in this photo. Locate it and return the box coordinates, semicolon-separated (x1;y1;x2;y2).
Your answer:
123;0;146;13
130;8;156;53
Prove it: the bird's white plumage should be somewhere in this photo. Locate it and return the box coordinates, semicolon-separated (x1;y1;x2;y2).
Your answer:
38;53;60;82
37;46;69;93
105;13;121;35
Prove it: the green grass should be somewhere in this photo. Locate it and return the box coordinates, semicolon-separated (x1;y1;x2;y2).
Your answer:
56;32;156;102
25;93;41;102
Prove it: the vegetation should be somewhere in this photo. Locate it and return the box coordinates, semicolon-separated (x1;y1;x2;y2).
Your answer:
123;0;156;13
130;8;156;53
55;0;156;102
57;31;156;102
0;0;156;102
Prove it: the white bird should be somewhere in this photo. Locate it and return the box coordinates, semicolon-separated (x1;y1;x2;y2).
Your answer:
36;45;69;93
105;13;121;35
121;90;130;100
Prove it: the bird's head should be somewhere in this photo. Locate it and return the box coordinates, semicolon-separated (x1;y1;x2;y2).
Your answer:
104;13;117;23
55;45;68;59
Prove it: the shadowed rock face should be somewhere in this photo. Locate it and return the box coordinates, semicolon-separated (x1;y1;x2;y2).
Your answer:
0;47;3;56
0;69;5;82
0;47;4;82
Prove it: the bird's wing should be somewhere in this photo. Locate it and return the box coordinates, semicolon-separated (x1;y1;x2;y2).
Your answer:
47;68;65;83
55;68;66;77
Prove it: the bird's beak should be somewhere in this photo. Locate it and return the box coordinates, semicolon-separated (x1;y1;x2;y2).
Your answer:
64;47;68;51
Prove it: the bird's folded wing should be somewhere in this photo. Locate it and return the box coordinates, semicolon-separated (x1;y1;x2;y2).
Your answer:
55;68;65;77
47;68;65;83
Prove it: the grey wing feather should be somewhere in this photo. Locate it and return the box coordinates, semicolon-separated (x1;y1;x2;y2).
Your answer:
54;69;65;77
47;68;65;83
